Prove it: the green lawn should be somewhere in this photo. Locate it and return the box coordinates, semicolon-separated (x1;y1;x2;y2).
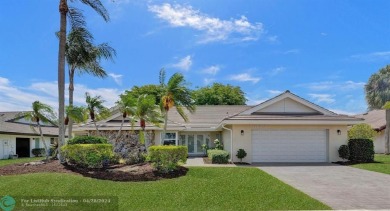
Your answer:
352;154;390;175
0;157;42;167
0;167;329;211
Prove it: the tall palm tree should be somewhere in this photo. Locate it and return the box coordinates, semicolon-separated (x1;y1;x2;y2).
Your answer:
66;27;116;139
133;94;162;144
365;65;390;154
115;93;137;141
17;101;57;161
57;0;110;160
159;69;196;138
85;92;110;136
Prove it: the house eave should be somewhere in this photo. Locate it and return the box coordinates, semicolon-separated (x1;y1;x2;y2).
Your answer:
221;119;363;125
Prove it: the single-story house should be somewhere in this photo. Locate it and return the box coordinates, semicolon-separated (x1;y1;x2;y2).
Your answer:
0;111;58;159
74;91;363;163
354;109;386;153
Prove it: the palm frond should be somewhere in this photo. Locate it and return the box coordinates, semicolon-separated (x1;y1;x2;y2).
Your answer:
80;0;110;22
159;68;166;86
176;106;189;122
68;7;86;30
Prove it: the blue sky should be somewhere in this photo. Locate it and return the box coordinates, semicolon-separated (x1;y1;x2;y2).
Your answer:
1;0;390;114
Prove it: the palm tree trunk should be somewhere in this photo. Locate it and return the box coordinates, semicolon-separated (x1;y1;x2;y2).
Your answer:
163;110;168;143
57;0;68;163
116;116;125;141
385;109;390;154
68;68;75;139
93;121;100;136
37;122;49;162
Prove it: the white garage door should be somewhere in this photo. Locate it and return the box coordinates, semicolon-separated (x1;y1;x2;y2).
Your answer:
252;129;327;162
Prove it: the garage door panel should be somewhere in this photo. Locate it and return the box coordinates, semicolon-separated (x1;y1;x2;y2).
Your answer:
252;130;327;162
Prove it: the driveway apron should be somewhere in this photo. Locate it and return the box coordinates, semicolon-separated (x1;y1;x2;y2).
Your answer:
257;163;390;210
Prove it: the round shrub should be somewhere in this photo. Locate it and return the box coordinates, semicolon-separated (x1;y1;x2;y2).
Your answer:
207;149;230;164
338;145;350;160
236;149;247;162
348;139;374;162
148;146;187;173
61;144;114;168
67;136;108;145
348;123;377;140
31;148;45;157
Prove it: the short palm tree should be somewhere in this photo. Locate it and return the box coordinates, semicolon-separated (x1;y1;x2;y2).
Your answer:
85;92;110;136
115;93;137;141
57;0;110;161
65;105;87;134
159;68;196;137
66;27;115;139
17;101;57;161
133;94;162;144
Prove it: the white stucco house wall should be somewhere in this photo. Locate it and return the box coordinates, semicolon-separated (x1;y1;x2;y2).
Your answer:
0;112;58;159
74;91;362;163
354;109;386;153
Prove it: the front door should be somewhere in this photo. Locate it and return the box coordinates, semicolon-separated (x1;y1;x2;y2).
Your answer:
180;134;211;155
16;138;30;157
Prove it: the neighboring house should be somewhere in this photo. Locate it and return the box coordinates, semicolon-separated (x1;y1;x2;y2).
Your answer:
0;112;58;159
74;91;362;163
354;109;386;153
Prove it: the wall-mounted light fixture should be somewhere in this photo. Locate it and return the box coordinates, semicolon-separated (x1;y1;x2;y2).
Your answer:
241;130;244;136
337;130;341;135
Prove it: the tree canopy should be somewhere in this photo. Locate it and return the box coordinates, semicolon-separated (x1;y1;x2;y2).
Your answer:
192;83;247;105
365;65;390;110
124;85;164;105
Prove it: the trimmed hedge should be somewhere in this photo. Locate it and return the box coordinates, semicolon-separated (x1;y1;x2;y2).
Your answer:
208;149;230;164
338;145;350;160
348;139;374;162
31;148;45;157
67;136;108;145
61;144;114;168
148;146;187;173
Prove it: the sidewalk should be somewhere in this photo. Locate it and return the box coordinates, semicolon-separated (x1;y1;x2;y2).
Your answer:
183;157;237;167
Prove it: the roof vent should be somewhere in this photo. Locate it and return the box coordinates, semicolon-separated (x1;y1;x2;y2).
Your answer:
285;90;290;93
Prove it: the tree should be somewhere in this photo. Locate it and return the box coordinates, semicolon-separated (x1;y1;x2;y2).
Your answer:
348;123;377;140
133;94;162;144
85;92;110;136
365;65;390;154
124;85;164;105
57;0;110;161
65;27;115;139
159;69;196;137
65;105;87;134
193;83;247;105
17;101;57;161
115;93;136;140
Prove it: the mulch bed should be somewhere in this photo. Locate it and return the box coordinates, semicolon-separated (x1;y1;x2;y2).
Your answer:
0;160;188;182
233;162;250;165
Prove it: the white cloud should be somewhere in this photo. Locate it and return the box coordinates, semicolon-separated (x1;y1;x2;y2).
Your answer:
148;3;263;43
267;35;278;43
299;81;365;91
350;51;390;61
269;66;285;76
267;90;283;96
108;73;123;86
0;77;122;112
201;65;220;75
328;109;356;116
203;78;215;85
228;73;260;84
308;94;335;104
283;49;300;54
172;55;192;71
246;97;267;105
321;32;327;36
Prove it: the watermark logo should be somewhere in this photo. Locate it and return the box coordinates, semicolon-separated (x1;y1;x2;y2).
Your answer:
0;196;15;211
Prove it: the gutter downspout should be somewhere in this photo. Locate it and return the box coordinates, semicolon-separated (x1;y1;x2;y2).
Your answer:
222;124;233;162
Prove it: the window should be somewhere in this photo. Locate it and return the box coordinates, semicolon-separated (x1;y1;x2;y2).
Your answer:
50;138;56;145
34;138;40;148
162;132;176;145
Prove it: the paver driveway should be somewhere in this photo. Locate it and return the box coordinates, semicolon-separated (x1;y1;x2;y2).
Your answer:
257;163;390;210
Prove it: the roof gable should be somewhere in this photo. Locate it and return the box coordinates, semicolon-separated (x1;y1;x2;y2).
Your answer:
241;90;336;116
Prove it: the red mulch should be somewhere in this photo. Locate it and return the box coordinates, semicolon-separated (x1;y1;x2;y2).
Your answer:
0;160;188;182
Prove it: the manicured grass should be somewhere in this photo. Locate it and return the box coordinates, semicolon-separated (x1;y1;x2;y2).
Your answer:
0;167;329;210
0;157;42;167
352;154;390;175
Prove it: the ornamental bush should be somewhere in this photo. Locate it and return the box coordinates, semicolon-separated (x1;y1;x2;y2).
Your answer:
338;145;350;160
236;149;247;162
207;149;230;164
148;146;187;173
31;148;45;157
61;144;114;168
348;139;374;162
67;136;108;145
348;123;377;140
